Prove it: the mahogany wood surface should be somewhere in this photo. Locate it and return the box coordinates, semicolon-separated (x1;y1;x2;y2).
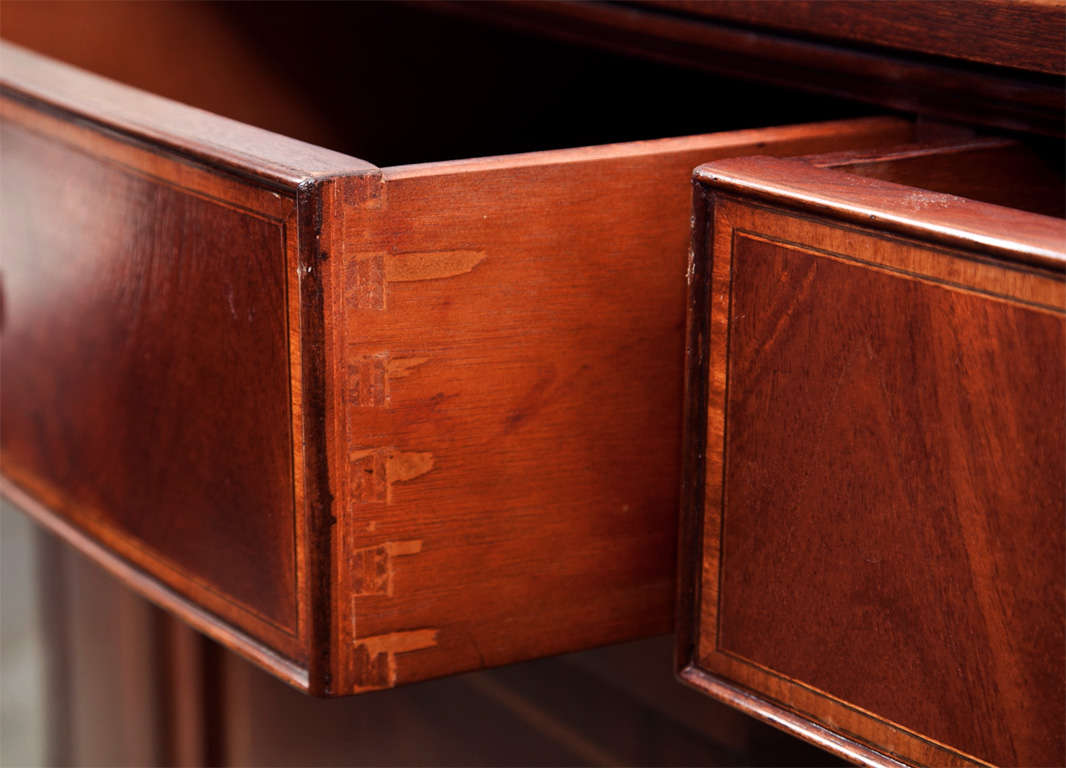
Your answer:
8;511;845;768
0;39;918;695
320;118;915;695
0;43;372;186
696;155;1066;269
435;1;1066;136
680;148;1066;767
800;138;1066;219
1;118;299;632
0;101;319;682
0;0;349;160
0;41;367;692
643;1;1066;75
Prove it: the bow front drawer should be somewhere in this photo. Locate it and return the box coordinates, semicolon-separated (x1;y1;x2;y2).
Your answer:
679;139;1065;767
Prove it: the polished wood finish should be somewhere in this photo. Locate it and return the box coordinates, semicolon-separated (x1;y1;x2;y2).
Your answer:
2;116;299;631
320;118;915;695
0;42;372;185
800;138;1066;218
0;42;371;692
7;513;844;768
6;1;1066;764
0;40;918;695
696;155;1066;269
436;1;1066;136
0;0;347;157
645;1;1066;75
680;145;1066;767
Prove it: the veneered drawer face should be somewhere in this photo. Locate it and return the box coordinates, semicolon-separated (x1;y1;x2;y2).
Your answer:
680;152;1066;767
1;99;310;663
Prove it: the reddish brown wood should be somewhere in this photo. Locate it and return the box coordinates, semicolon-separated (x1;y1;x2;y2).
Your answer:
0;1;350;157
722;234;1062;765
800;138;1066;218
0;43;372;186
680;147;1066;767
433;1;1066;136
319;117;917;695
2;121;298;629
0;40;921;696
697;155;1066;269
0;0;878;169
645;0;1066;75
0;41;366;692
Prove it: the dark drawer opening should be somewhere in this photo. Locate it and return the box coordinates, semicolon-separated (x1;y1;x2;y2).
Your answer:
0;0;879;166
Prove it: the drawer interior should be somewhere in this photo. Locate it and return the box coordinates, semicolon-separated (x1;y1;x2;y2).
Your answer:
0;0;878;165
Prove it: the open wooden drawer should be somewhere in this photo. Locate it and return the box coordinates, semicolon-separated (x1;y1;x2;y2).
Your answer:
0;40;929;697
678;139;1065;766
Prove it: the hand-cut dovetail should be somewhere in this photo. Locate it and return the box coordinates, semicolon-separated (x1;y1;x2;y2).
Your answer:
349;448;387;505
386;250;487;283
351;539;422;597
387;450;434;487
349;538;436;692
346;250;487;310
336;171;384;210
347;353;429;408
348;353;388;407
349;448;435;507
350;629;439;691
346;251;386;311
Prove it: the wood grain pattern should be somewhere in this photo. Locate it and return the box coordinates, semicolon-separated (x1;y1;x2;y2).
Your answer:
435;0;1066;136
0;40;366;691
320;118;917;695
719;233;1063;766
0;1;349;157
1;40;921;695
1;121;298;631
696;156;1066;270
0;103;318;679
0;43;373;186
645;0;1066;75
801;138;1066;219
680;153;1066;766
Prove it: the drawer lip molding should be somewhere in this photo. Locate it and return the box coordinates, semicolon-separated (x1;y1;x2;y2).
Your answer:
678;146;1065;766
694;155;1066;271
0;42;376;188
2;40;925;697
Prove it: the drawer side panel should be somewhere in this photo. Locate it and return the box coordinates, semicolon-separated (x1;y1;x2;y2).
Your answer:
324;118;920;694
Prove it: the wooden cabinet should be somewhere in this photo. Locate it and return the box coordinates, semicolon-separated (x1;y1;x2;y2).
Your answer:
678;140;1065;767
1;3;1063;766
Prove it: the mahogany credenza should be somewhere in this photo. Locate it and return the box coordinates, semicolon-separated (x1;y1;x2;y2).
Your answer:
1;2;1063;766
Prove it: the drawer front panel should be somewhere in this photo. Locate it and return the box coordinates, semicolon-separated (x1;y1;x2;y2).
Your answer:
0;94;313;670
681;162;1066;766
